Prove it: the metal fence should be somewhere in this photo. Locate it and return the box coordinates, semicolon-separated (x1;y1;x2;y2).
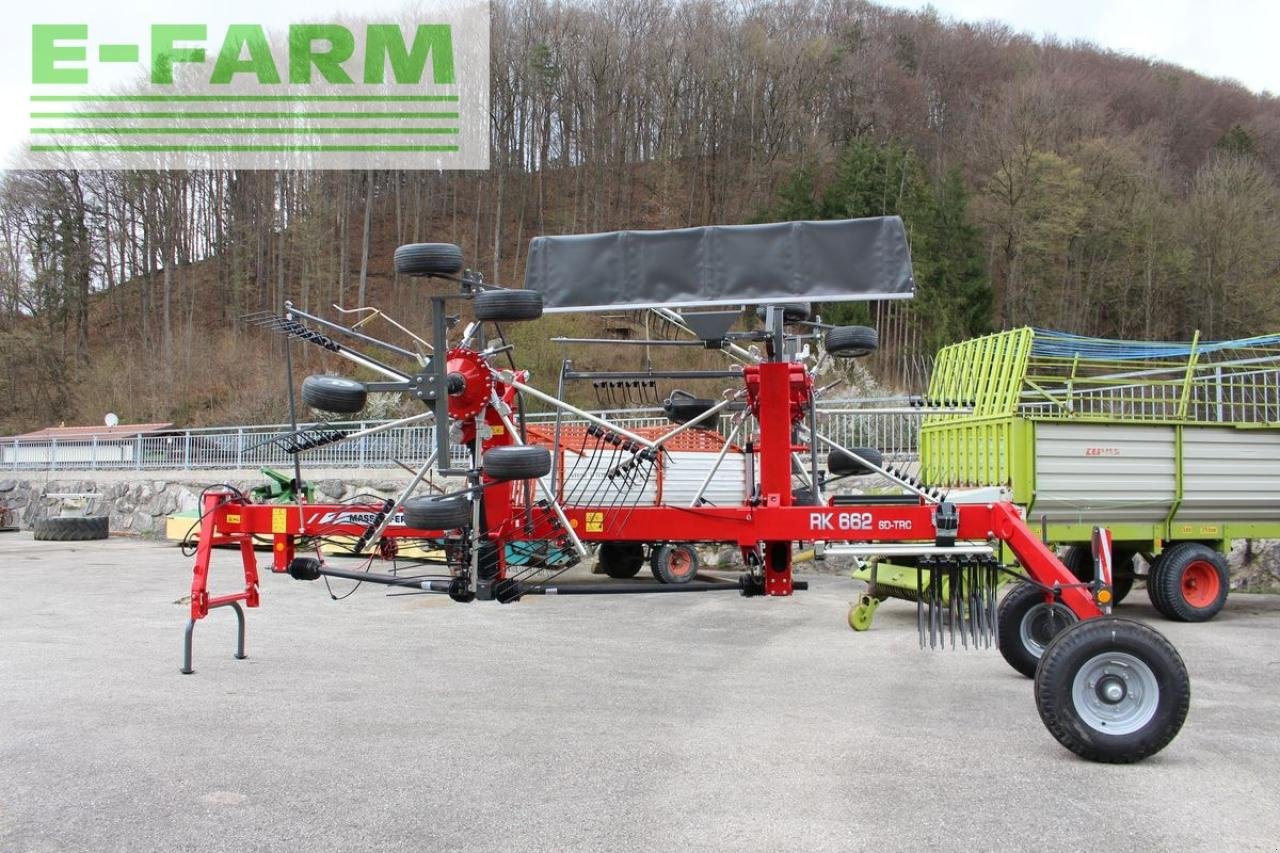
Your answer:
1;407;921;473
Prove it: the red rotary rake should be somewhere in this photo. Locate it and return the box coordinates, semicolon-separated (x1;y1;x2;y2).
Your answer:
184;218;1190;763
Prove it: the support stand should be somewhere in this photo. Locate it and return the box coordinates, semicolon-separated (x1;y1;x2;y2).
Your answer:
181;601;247;674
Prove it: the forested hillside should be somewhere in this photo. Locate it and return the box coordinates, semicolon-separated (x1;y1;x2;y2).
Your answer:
2;0;1279;434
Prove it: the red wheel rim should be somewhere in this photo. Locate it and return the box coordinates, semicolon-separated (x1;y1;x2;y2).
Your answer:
1181;560;1221;608
668;548;695;580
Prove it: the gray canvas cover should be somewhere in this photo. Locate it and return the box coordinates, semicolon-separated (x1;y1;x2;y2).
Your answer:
523;217;914;313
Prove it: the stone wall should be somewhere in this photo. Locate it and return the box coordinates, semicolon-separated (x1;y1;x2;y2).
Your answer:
0;469;447;538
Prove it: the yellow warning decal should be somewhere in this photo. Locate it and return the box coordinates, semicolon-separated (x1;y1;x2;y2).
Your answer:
491;424;505;435
272;507;288;534
225;513;241;525
585;511;604;533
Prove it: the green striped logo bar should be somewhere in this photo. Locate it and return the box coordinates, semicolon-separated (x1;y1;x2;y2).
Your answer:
18;4;490;170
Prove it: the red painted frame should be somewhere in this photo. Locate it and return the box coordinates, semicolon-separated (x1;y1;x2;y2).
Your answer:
187;348;1103;623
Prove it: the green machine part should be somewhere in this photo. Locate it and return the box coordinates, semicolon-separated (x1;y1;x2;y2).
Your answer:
250;468;316;504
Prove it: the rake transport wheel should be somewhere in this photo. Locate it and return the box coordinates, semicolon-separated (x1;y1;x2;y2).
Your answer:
474;288;544;322
32;515;109;541
394;242;464;276
1063;545;1137;605
301;375;367;414
823;325;878;358
650;543;700;584
403;495;472;530
597;542;645;579
664;396;718;426
756;302;812;323
482;445;552;481
827;447;884;476
1147;542;1229;622
997;581;1080;678
1035;617;1190;763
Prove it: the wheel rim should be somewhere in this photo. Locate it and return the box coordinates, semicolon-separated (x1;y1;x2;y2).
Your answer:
1019;602;1078;658
1181;560;1221;608
668;548;695;580
1070;651;1160;735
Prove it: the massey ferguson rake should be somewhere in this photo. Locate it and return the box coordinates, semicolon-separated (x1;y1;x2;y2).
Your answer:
184;218;1192;763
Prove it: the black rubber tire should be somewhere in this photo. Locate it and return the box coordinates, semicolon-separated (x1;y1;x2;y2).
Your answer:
597;542;644;579
650;543;701;584
403;495;472;530
31;515;109;541
755;303;812;323
474;288;543;322
482;445;552;481
301;375;367;415
827;447;883;476
1147;542;1229;622
997;581;1079;678
1034;617;1190;763
664;397;718;425
394;242;464;276
824;325;878;357
1063;545;1137;605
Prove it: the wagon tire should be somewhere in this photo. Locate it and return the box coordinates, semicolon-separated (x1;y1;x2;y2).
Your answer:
597;542;644;579
394;242;464;276
32;515;109;541
403;496;472;531
1148;542;1228;622
824;325;878;358
997;580;1079;678
827;448;883;477
651;543;700;584
474;289;543;322
1063;545;1137;605
1035;617;1190;763
482;446;552;481
301;375;367;415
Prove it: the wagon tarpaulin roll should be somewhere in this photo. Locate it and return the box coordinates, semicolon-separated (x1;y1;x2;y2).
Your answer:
522;216;915;313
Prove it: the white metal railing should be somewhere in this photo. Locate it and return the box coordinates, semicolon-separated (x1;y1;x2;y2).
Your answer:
0;408;921;472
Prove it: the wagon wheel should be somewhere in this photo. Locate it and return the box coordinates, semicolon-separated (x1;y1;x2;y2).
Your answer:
650;543;700;584
1035;617;1190;763
1146;542;1229;622
596;542;644;578
1063;545;1137;605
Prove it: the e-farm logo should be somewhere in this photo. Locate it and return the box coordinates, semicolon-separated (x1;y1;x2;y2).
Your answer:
21;5;490;170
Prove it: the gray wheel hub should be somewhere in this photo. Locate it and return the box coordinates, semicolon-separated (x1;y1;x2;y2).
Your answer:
1071;652;1160;735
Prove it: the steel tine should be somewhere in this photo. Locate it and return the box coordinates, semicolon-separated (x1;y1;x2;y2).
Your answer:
916;562;925;649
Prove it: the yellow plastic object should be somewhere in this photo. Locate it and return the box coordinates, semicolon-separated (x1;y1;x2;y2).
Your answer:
848;594;880;631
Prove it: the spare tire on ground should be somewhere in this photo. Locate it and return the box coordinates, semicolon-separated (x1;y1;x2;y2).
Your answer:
394;243;464;276
32;516;109;541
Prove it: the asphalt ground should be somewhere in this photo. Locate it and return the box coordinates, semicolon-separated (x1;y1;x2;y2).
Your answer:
2;533;1279;852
